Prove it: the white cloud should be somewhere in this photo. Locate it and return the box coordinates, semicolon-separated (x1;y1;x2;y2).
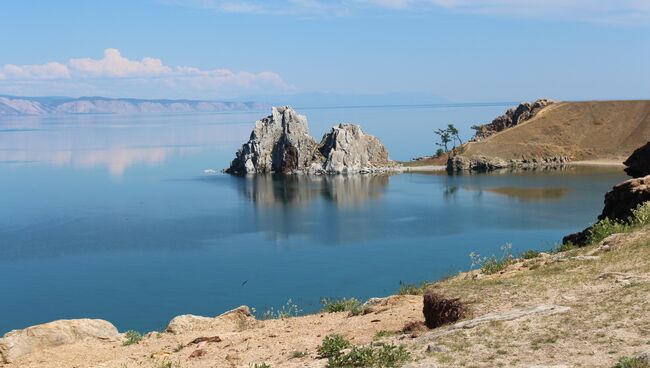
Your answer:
69;48;172;77
163;0;650;24
0;62;70;80
0;48;292;98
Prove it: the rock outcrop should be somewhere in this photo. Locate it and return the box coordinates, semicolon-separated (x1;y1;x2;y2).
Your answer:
471;99;554;141
318;124;398;174
0;319;120;363
624;141;650;178
599;175;650;222
166;305;254;334
225;106;322;174
563;142;650;245
447;155;568;172
226;107;400;175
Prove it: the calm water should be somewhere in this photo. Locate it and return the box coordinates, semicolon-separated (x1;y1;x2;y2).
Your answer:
0;105;627;334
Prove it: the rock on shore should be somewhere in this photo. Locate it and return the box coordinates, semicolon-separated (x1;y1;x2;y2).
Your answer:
624;141;650;178
225;106;400;175
0;319;120;363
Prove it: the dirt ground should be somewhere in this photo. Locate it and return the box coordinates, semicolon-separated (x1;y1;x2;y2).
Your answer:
3;227;650;368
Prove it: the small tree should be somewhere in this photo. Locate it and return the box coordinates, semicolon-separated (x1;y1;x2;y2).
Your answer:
447;124;462;147
435;148;445;157
434;128;451;151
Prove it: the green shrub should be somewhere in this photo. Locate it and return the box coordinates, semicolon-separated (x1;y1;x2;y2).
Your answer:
629;201;650;226
588;218;629;244
122;330;142;346
435;148;445;157
318;334;352;358
613;356;649;368
328;343;411;367
291;351;308;358
321;298;365;315
520;249;540;259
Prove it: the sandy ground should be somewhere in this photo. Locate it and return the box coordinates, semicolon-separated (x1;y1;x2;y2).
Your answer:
3;226;650;368
569;160;625;167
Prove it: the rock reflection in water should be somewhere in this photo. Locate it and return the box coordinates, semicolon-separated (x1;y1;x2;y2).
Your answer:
237;174;390;207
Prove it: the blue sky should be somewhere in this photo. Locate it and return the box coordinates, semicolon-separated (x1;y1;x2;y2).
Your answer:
0;0;649;101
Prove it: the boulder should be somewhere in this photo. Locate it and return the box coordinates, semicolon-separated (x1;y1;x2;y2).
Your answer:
225;107;400;175
318;124;398;174
624;142;650;178
599;175;650;222
0;319;120;363
166;305;254;334
225;106;322;174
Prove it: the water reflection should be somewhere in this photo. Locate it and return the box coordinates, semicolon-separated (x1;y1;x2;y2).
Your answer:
235;174;389;207
484;186;569;201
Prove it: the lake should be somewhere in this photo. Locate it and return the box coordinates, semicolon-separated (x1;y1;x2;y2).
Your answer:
0;105;627;334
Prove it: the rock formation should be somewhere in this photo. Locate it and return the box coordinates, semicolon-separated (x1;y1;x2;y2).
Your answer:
447;155;568;172
226;107;400;175
226;106;322;174
166;305;254;334
0;319;120;363
471;99;554;141
563;142;650;245
624;141;650;178
599;175;650;222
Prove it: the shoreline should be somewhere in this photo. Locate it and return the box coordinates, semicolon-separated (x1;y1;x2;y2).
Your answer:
2;226;649;367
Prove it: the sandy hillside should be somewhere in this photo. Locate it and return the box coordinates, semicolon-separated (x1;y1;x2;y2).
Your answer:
3;225;650;368
459;100;650;163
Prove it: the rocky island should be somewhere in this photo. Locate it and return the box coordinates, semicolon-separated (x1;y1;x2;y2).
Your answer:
225;106;401;175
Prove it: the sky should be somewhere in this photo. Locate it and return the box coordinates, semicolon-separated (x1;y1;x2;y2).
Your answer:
0;0;649;102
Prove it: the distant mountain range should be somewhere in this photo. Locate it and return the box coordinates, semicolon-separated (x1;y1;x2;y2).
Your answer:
0;95;269;115
0;92;450;116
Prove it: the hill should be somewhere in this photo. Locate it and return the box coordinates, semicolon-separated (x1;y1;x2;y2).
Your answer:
450;100;650;171
0;95;267;115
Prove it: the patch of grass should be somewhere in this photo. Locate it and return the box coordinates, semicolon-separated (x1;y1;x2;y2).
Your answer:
613;356;649;368
250;363;272;368
321;297;364;315
291;351;308;358
259;299;302;320
520;249;540;259
318;334;352;358
398;282;428;295
122;330;143;346
554;241;577;253
374;330;397;340
328;343;411;368
470;243;514;275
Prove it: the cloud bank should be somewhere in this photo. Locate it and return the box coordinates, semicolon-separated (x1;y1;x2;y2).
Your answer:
0;48;292;99
163;0;650;24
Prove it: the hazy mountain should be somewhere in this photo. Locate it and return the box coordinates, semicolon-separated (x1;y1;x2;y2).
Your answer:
238;92;449;108
0;95;269;116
